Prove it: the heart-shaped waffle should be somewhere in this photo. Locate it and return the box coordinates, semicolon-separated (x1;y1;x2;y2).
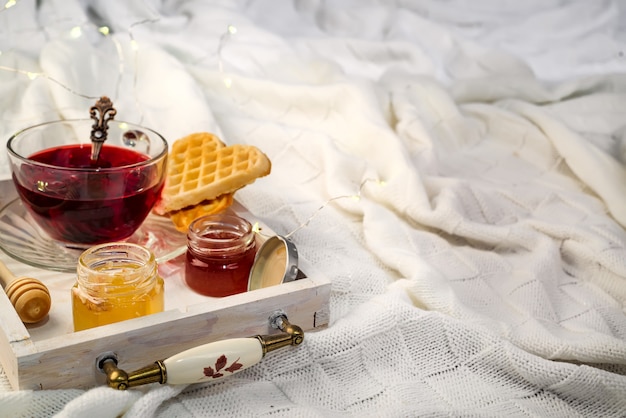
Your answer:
154;132;271;215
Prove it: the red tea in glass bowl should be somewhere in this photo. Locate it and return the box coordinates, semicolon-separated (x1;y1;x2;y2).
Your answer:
7;120;168;246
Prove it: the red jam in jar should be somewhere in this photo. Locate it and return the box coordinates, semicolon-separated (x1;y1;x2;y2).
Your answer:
184;213;257;297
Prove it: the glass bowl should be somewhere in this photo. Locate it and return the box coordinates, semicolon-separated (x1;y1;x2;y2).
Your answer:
7;119;168;247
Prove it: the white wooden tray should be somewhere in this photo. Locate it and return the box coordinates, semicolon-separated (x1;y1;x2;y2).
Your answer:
0;179;330;390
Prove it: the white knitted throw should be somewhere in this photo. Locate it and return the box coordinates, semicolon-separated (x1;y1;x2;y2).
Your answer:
0;1;625;416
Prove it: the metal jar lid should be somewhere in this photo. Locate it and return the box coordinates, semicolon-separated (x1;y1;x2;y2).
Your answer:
248;235;299;291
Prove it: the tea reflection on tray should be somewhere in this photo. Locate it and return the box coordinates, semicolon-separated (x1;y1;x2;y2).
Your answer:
0;197;187;273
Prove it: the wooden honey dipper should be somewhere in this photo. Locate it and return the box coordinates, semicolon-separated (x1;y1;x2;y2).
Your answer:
0;260;51;324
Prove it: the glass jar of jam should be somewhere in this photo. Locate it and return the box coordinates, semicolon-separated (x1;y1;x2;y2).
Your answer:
185;213;257;297
72;243;164;332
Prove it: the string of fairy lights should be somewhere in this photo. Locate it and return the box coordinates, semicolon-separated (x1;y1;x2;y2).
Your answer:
0;1;387;246
0;3;164;120
0;4;235;119
282;178;381;239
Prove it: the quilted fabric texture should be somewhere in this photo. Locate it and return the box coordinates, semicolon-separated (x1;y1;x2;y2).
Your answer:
0;0;625;417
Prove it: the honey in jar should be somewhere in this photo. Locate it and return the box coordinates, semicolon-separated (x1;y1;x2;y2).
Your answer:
72;243;164;331
185;213;257;297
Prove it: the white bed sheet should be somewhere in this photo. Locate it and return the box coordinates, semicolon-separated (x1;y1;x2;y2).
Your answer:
1;0;626;417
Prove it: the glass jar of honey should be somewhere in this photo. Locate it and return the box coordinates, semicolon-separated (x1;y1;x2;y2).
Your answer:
72;243;164;332
185;213;257;297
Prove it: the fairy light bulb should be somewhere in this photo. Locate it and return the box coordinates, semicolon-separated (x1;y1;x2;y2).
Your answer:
4;0;16;9
70;26;82;39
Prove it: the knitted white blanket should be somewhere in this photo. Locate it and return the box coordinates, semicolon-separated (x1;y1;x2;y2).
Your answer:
1;1;625;416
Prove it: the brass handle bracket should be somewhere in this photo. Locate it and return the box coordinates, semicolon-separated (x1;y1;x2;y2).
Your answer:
256;310;304;355
97;353;166;390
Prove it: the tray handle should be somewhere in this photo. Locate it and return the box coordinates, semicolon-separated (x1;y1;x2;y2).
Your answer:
96;311;303;390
